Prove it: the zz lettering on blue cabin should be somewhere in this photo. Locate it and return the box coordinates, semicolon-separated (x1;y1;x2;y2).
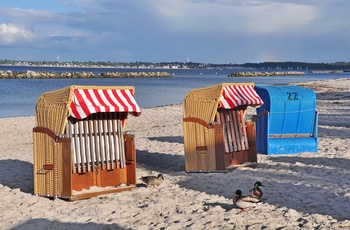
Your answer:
287;92;299;100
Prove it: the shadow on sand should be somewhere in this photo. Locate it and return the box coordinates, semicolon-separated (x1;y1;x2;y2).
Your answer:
0;159;33;194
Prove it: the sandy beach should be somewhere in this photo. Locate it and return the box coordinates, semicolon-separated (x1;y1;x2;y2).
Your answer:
0;78;350;229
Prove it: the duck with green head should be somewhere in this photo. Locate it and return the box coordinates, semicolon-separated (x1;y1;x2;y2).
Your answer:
250;181;264;198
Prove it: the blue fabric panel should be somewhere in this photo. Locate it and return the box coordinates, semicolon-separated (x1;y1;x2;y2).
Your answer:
266;137;318;155
255;85;318;155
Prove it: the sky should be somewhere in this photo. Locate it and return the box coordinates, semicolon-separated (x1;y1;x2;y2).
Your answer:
0;0;349;64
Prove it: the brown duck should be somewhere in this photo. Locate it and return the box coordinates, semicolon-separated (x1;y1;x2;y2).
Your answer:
141;174;164;188
233;189;263;212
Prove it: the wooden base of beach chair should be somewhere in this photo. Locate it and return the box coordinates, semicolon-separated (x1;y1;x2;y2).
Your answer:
183;118;258;173
33;127;136;201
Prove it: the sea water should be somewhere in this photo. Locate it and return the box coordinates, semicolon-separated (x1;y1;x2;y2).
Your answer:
0;66;348;118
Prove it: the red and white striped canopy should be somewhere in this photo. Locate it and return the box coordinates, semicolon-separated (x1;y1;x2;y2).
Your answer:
70;88;141;119
219;85;263;109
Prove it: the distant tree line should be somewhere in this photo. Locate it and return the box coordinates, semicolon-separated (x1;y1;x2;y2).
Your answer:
1;59;350;70
239;62;350;70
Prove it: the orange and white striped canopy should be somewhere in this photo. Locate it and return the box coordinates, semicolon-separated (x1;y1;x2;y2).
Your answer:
70;88;141;119
219;85;263;109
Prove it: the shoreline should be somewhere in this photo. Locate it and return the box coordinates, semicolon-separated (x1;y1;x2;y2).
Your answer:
0;70;171;79
0;78;349;229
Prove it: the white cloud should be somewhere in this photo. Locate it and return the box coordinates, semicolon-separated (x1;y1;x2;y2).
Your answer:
0;23;33;44
0;7;95;49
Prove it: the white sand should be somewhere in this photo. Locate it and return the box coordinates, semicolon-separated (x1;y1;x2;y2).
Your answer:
0;78;349;229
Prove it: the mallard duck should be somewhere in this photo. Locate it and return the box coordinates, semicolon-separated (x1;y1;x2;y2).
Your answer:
250;181;264;198
233;190;262;212
141;174;164;188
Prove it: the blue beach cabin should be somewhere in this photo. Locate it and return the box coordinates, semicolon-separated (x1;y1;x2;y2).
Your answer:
254;86;318;155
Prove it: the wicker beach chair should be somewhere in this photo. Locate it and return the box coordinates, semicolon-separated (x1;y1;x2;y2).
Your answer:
183;83;263;172
33;85;141;200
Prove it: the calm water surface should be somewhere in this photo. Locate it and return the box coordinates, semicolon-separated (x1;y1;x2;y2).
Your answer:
0;66;348;118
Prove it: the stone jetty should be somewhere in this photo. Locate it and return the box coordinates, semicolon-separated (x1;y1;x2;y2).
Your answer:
308;70;343;74
229;71;305;77
0;70;171;79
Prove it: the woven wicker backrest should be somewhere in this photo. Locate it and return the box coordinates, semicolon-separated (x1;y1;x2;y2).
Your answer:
183;83;255;125
183;84;222;125
35;86;71;135
35;85;136;135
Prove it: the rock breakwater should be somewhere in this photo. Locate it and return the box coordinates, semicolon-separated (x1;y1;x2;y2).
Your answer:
229;71;305;77
0;70;171;79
